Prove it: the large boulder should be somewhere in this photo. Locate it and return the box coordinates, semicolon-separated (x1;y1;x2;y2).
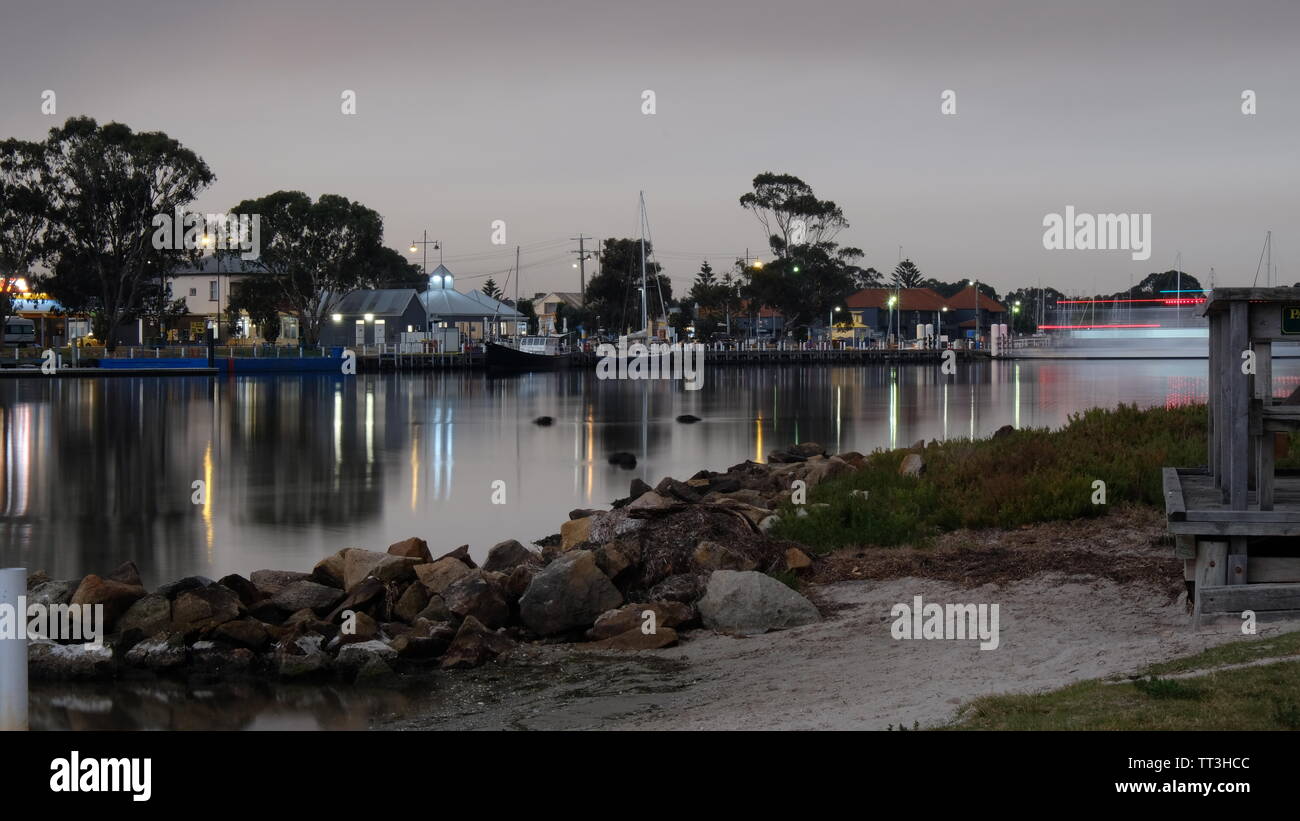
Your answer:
560;516;594;551
483;539;538;573
387;537;432;562
439;616;516;669
124;632;188;671
28;640;115;680
275;634;332;678
434;544;476;568
393;582;430;623
519;550;623;635
899;453;924;478
335;640;398;672
441;570;510;629
211;619;272;651
70;574;145;631
342;548;419;591
692;540;758;572
696;570;820;636
171;585;243;635
414;557;472;595
588;626;679;651
155;576;214;600
249;569;311;592
271;580;346;615
27;579;77;609
116;593;172;639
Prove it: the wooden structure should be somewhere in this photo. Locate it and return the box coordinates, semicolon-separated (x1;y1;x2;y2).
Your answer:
1164;288;1300;625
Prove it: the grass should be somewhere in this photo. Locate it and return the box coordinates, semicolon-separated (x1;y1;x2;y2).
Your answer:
946;644;1300;730
772;403;1212;553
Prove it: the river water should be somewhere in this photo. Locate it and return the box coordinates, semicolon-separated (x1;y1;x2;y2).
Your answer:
0;359;1256;585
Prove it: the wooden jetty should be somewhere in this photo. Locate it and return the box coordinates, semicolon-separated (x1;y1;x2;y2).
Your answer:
1164;287;1300;625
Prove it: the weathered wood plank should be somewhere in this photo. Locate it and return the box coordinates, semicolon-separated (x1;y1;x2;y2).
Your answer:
1174;534;1197;559
1229;301;1250;510
1193;541;1228;618
1163;467;1187;521
1170;519;1300;537
1227;553;1249;585
1247;557;1300;584
1199;583;1300;612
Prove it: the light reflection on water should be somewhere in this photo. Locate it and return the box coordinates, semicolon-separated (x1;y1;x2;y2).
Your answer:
1;359;1269;585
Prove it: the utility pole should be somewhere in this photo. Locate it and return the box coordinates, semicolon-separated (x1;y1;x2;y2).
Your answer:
571;234;592;305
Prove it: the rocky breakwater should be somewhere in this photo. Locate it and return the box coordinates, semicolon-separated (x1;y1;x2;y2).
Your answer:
27;443;863;682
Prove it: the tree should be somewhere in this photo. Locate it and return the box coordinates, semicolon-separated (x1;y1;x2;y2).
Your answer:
737;173;860;333
357;245;424;291
227;275;283;343
482;277;503;300
515;297;538;335
41;117;213;349
0;139;49;337
852;266;884;289
229;190;386;345
892;259;923;288
583;238;672;334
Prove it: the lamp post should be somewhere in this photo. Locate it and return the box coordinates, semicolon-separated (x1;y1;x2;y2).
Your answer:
829;305;841;343
968;279;980;348
409;231;441;337
887;294;898;348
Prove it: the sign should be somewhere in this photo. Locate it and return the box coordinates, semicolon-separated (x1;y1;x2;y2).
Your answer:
1283;306;1300;335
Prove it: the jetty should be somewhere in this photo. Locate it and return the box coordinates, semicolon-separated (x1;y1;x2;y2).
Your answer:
1163;288;1300;625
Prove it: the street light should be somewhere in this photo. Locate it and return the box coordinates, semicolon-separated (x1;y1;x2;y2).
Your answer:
410;230;441;336
887;294;898;347
969;279;980;348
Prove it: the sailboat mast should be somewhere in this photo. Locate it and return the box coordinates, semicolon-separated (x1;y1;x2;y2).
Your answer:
639;191;648;334
515;245;521;339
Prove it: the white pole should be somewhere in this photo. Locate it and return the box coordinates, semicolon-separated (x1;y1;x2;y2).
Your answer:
0;567;27;731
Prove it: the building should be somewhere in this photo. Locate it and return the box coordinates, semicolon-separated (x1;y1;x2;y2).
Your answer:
421;266;525;341
844;285;1008;342
165;256;302;343
319;289;428;347
535;292;583;334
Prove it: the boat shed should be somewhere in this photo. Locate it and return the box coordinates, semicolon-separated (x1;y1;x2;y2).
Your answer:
320;288;427;347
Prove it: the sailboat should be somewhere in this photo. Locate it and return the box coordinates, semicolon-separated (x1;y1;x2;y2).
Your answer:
485;245;573;372
614;191;669;353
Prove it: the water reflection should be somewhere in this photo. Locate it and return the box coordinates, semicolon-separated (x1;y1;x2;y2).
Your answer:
0;360;1254;584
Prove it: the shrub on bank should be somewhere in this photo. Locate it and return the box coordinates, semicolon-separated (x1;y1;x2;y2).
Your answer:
771;403;1209;552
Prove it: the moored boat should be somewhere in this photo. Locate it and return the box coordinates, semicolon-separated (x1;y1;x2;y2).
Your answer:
485;337;572;372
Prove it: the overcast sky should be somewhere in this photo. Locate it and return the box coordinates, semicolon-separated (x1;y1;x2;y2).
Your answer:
2;0;1298;297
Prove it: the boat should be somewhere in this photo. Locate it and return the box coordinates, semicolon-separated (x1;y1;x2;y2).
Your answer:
485;336;573;372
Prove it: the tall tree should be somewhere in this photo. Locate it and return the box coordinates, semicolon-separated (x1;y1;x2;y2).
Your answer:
0;139;49;336
227;275;283;343
357;245;424;291
229;190;386;345
892;259;923;288
482;277;503;300
583;237;672;334
41;117;213;349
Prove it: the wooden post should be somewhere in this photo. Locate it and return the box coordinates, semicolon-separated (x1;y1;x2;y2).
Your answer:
1257;341;1275;510
1228;302;1249;510
1194;540;1228;622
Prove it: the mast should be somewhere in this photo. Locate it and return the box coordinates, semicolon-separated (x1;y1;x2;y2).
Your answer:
515;245;521;339
639;191;648;334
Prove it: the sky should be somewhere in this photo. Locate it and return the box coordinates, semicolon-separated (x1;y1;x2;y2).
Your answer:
2;0;1298;298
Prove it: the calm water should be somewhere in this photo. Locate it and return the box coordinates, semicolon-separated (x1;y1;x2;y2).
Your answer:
0;359;1251;585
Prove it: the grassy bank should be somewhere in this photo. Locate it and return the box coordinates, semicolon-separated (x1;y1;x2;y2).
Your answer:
945;629;1300;730
773;403;1210;553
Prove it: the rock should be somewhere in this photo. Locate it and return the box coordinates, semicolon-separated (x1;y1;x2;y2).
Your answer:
393;582;430;623
656;477;703;504
560;516;594;551
211;619;271;651
311;550;349;588
716;488;771;509
106;560;143;587
270;580;346;615
387;537;432;562
899;453;924;477
805;455;855;487
29;640;115;680
648;573;706;604
116;593;172;638
608;451;637;469
355;656;397;682
27;579;77;609
483;539;538;573
768;442;825;463
675;414;701;424
758;514;781;533
442;570;510;629
593;541;640;583
707;475;742;493
216;574;262;605
439;616;516;669
171;585;243;635
343;548;419;591
628;477;654;502
324;577;388;622
124;632;188;671
626;491;685;517
338;610;380;644
840;451;867;469
533;416;554;426
519;550;624;635
434;544;477;569
249;569;311;592
336;639;398;671
70;574;145;631
416;594;452;622
389;633;447;659
992;424;1016;439
692;540;759;572
591;602;694;639
414;556;472;594
275;634;331;678
569;508;600;520
25;570;51;589
784;547;813;570
697;570;821;636
154;576;214;599
589;626;679;651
